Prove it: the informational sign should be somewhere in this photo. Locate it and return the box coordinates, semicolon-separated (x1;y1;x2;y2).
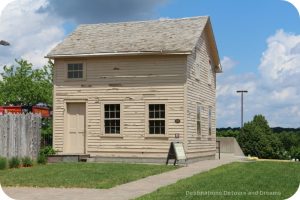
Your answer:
166;142;187;166
173;142;186;160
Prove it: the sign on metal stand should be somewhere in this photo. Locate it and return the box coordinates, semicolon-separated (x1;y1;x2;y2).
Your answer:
166;142;187;166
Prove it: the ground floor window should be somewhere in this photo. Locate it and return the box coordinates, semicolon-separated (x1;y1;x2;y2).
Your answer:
197;103;201;135
209;107;212;135
149;104;165;134
104;104;120;134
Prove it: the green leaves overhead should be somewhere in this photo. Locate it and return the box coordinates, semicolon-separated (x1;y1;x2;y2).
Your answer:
0;59;53;106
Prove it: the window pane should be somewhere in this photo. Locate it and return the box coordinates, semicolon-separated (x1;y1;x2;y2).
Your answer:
68;64;73;71
149;120;155;127
149;104;154;112
105;105;109;112
160;111;165;118
78;64;83;70
73;71;79;78
73;64;78;70
149;127;154;134
149;111;154;118
105;112;109;118
68;72;73;78
110;111;115;118
155;127;160;134
78;71;83;78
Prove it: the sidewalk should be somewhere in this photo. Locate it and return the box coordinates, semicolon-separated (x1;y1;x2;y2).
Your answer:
3;154;242;200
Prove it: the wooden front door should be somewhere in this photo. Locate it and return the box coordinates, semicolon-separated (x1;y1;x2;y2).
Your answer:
64;103;86;154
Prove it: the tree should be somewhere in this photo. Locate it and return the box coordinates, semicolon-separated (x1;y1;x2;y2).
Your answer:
237;115;284;159
0;59;53;106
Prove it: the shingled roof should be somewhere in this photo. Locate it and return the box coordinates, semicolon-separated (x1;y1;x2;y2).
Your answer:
47;16;217;58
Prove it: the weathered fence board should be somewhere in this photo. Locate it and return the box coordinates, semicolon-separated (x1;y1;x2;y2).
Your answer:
0;113;41;159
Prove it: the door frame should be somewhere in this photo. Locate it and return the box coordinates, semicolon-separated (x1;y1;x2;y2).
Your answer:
63;99;88;154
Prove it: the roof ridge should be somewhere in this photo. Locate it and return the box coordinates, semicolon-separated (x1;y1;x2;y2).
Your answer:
79;16;209;27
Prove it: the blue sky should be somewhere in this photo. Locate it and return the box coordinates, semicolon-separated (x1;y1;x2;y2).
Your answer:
0;0;300;127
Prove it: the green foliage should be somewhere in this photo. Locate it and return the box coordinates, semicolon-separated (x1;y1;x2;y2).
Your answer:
290;146;300;160
217;129;240;137
237;115;285;159
41;118;53;146
37;146;56;165
0;59;53;106
37;154;47;165
40;146;56;157
0;157;7;170
21;157;33;167
9;157;21;168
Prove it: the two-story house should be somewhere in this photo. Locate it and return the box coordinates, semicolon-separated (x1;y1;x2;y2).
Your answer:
46;16;222;163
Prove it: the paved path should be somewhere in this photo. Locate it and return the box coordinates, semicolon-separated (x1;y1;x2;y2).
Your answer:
3;154;242;200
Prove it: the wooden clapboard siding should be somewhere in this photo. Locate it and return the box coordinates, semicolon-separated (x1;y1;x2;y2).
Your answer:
53;55;186;157
185;27;217;158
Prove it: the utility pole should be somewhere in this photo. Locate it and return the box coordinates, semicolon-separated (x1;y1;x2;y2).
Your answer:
236;90;248;128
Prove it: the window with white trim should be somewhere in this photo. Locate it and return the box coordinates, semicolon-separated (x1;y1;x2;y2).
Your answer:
197;104;201;135
149;104;165;134
104;104;120;134
68;63;83;79
208;107;212;135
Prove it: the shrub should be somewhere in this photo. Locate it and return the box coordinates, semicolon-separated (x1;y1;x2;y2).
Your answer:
290;147;300;160
22;157;33;167
37;154;47;165
9;157;21;168
39;146;56;157
0;157;7;170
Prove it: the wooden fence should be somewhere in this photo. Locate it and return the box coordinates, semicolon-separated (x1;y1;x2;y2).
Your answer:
0;113;41;159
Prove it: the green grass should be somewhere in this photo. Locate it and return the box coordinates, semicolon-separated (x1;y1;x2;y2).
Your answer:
0;163;176;189
137;162;300;200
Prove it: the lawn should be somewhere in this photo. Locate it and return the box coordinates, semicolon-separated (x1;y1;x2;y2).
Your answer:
0;163;176;189
137;161;300;200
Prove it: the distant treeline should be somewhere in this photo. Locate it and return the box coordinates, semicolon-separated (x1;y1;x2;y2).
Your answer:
217;127;300;133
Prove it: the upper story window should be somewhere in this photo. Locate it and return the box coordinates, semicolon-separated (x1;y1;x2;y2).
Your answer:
149;104;165;134
208;61;213;85
104;104;120;134
68;63;83;79
197;104;201;135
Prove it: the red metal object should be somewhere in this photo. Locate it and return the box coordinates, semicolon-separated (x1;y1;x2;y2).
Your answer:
32;106;50;118
0;105;51;118
0;106;22;114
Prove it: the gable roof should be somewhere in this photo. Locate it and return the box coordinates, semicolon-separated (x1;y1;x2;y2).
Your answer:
46;16;221;71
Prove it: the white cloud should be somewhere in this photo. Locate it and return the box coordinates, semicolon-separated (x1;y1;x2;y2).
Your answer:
220;56;238;71
0;0;65;67
217;30;300;128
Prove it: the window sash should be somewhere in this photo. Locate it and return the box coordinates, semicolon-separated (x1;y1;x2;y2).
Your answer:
148;104;165;135
208;107;212;135
104;104;120;134
68;63;83;79
197;104;201;135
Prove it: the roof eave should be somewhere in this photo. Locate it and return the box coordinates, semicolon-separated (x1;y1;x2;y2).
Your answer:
45;51;192;59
